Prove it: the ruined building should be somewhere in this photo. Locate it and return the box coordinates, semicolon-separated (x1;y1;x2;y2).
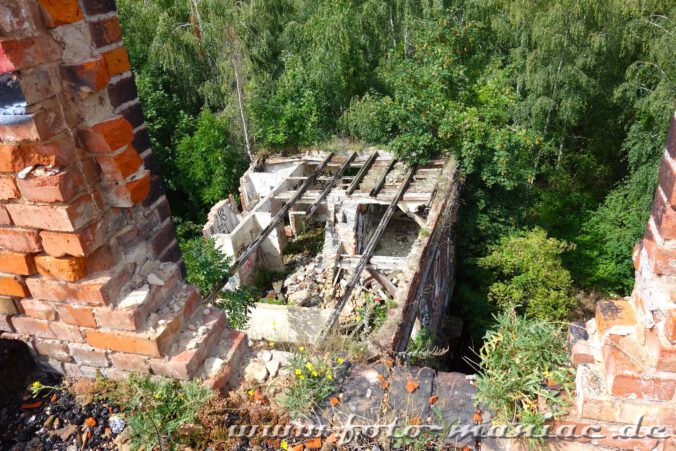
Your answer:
0;0;674;448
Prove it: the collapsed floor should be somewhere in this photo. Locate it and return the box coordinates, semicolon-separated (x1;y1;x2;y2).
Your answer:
204;150;461;351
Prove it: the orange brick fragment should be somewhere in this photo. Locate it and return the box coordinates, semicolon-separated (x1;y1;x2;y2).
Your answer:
103;47;131;77
0;275;29;297
405;380;419;393
0;251;36;275
96;146;143;181
35;254;86;281
37;0;84;27
0;175;19;200
78;116;133;154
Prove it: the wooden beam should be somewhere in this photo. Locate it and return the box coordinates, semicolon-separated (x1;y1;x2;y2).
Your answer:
233;152;334;269
337;255;407;271
370;159;396;197
321;165;416;340
367;268;398;298
305;152;357;220
346;152;378;195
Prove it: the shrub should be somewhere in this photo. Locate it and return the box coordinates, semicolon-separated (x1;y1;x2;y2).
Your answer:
180;237;230;296
105;374;211;449
474;311;574;431
478;228;575;321
215;286;258;330
279;348;344;418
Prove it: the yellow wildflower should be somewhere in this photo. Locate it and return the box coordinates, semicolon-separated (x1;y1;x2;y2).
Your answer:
295;369;302;376
305;362;314;371
281;441;288;450
298;346;305;352
312;371;318;377
299;375;305;380
337;357;344;364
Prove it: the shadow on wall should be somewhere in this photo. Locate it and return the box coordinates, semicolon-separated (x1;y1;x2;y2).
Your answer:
0;339;35;406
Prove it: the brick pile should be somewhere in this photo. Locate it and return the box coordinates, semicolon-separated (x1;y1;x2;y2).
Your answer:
0;0;246;388
568;112;676;448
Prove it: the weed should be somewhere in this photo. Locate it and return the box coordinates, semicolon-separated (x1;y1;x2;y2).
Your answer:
180;237;230;296
216;285;258;329
105;374;211;450
279;347;344;418
473;310;574;433
406;327;448;366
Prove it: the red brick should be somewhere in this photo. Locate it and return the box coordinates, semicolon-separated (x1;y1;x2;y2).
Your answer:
642;225;676;275
107;75;137;109
14;65;58;106
101;169;150;207
61;58;110;92
0;251;36;275
0;36;50;73
0;205;11;225
96;145;143;181
109;352;149;372
646;323;676;373
20;298;57;320
666;115;676;160
81;0;116;15
651;188;676;241
102;46;130;77
0;175;19;200
0;274;28;297
596;299;637;336
17;166;84;202
659;156;676;209
0;313;14;332
25;265;130;305
86;327;175;358
35;254;86;281
54;303;96;328
37;0;84;27
50;321;85;342
11;316;55;338
0;296;19;315
0;137;77;173
0;0;42;40
85;245;116;274
0;105;63;142
6;193;100;232
0;227;41;252
35;339;71;362
88;17;122;48
78;116;133;154
666;309;676;343
39;220;107;257
68;343;109;367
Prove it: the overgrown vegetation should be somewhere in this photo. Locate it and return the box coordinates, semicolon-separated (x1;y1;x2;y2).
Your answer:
279;347;344;419
473;312;574;431
117;0;674;342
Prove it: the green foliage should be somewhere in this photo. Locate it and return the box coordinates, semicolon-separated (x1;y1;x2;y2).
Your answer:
180;237;230;296
107;374;211;450
176;110;249;211
279;348;343;418
475;311;574;431
479;228;575;321
216;286;258;330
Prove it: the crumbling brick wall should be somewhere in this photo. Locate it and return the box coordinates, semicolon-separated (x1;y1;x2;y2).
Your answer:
0;0;235;381
569;113;676;432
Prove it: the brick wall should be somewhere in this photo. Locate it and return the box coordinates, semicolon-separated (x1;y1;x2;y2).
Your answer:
0;0;240;382
569;112;676;443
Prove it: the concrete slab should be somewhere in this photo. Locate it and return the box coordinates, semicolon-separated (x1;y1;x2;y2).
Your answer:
334;363;389;424
386;366;435;420
245;303;335;344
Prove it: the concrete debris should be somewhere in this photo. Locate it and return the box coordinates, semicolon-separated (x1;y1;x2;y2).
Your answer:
147;273;165;286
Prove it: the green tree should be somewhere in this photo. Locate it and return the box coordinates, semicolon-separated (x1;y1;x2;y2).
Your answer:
479;228;575;321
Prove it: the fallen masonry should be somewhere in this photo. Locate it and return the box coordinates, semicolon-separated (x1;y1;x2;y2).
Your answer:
203;150;461;351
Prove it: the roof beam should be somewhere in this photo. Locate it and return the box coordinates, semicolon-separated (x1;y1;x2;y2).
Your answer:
304;152;357;220
346;152;378;195
370;159;397;197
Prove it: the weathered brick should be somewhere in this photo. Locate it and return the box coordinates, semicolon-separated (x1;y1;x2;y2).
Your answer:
651;188;676;241
0;296;19;315
6;193;100;232
0;107;63;141
0;0;42;40
0;251;36;275
642;224;676;275
96;145;143;181
78;116;133;154
132;127;151;153
37;0;84;27
107;74;137;109
0;205;11;225
11;316;55;338
54;303;97;328
61;58;110;92
0;227;41;253
34;254;86;281
86;327;175;358
16;66;59;106
595;299;637;337
0;313;14;332
39;219;109;257
0;134;78;173
35;339;72;362
17;166;84;202
50;321;85;342
666;309;676;343
81;0;116;16
109;352;149;372
68;343;109;367
88;17;121;47
646;323;676;373
102;46;130;77
0;175;19;200
20;298;57;320
119;102;144;130
659;156;676;209
0;36;52;73
85;244;116;274
0;274;28;297
26;265;130;305
101;170;150;207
